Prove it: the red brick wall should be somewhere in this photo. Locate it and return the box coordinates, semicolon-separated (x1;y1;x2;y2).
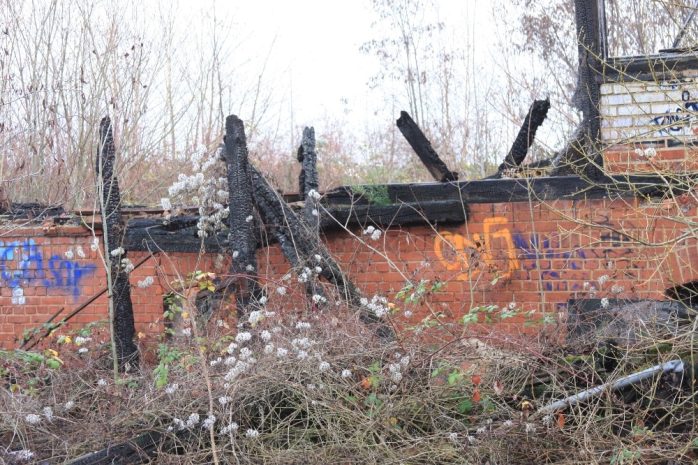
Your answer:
1;195;697;348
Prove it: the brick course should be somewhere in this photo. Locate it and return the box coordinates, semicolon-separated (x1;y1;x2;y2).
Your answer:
2;193;696;349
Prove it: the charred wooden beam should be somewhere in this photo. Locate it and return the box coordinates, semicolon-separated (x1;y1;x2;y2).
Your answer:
551;0;604;178
96;116;138;371
123;199;466;253
66;429;196;465
249;164;393;339
396;111;458;182
295;127;327;302
490;99;550;179
223;115;264;318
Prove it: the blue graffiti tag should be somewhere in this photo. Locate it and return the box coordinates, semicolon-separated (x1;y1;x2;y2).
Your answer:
0;239;96;299
513;233;587;291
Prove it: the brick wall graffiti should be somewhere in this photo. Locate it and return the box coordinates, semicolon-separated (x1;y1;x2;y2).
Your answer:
0;239;96;301
512;232;587;291
434;218;594;290
433;217;519;280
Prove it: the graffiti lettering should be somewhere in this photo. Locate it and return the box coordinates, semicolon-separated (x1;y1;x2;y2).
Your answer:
650;90;698;135
434;217;519;281
0;239;96;300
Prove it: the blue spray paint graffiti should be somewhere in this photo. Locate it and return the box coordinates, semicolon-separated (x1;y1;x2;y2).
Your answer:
0;239;96;299
513;233;587;291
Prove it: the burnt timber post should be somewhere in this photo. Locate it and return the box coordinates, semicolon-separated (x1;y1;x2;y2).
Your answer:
296;127;327;304
96;117;138;371
223;115;263;320
248;163;393;340
491;98;550;178
396;111;458;182
572;0;604;178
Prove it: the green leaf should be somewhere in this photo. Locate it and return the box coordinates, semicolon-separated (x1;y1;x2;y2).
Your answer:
457;398;473;414
154;365;169;389
448;370;462;386
46;358;60;369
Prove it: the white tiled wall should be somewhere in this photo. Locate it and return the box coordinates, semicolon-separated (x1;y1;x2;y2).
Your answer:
600;74;698;144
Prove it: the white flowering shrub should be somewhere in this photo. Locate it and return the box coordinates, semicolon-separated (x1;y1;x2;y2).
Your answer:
167;144;230;237
3;249;696;465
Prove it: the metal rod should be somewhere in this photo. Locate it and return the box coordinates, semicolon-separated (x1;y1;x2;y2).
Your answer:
538;359;684;415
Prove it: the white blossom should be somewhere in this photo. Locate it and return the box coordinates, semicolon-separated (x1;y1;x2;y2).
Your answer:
232;251;239;259
75;336;91;345
64;400;75;411
318;361;331;372
235;331;252;343
370;229;382;241
598;275;609;286
97;379;107;387
239;347;253;360
276;347;289;358
181;327;192;337
137;276;155;288
220;422;239;434
110;247;125;257
186;413;200;428
258;295;268;305
43;406;53;421
611;284;624;294
295;321;311;330
25;413;41;425
226;342;238;354
245;264;255;272
312;294;327;304
525;423;536;433
165;383;179;395
314;254;322;262
264;343;275;354
90;237;100;251
308;189;322;200
64;249;74;259
341;369;352;378
8;450;34;461
296;350;309;360
260;330;272;342
276;286;287;295
245;215;254;222
245;428;260;438
161;198;172;210
202;415;216;430
448;432;458;443
600;297;610;309
121;258;134;273
78;347;88;354
248;310;264;326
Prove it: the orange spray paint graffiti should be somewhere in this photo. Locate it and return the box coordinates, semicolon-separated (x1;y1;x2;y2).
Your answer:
433;217;519;280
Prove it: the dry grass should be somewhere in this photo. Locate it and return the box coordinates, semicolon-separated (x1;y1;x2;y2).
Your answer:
1;294;697;464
